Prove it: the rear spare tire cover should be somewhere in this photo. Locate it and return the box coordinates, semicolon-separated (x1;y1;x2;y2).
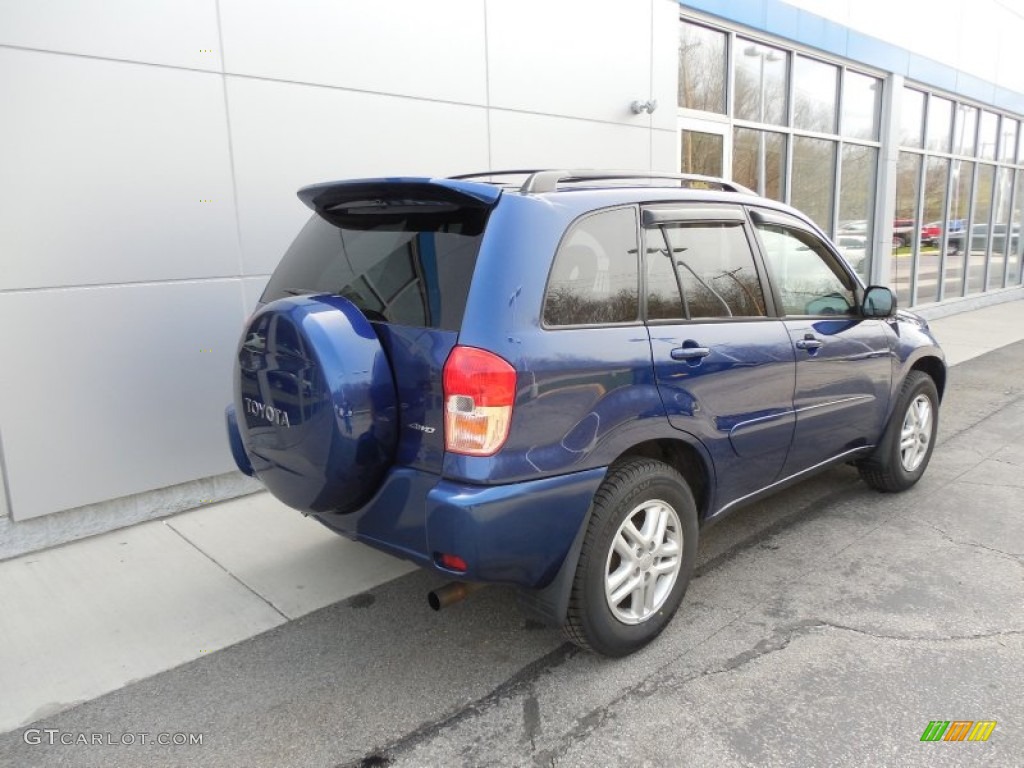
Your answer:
234;295;397;514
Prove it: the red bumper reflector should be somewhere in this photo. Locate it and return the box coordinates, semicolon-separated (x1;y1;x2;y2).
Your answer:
437;553;468;572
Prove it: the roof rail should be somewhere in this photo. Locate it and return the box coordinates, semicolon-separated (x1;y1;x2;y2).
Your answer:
517;170;755;195
448;170;546;183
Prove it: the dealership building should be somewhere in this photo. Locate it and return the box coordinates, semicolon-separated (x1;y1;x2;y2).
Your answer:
1;0;1022;557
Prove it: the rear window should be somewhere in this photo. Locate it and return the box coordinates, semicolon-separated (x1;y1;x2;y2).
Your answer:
262;203;488;331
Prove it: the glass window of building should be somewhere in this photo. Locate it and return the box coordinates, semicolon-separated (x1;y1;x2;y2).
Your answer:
897;85;1023;303
893;152;922;306
681;131;724;176
679;22;728;114
733;127;786;201
1000;119;1018;163
1008;173;1024;285
917;157;950;305
792;137;837;234
955;105;978;156
979;112;999;161
838;144;878;282
794;56;838;133
841;71;881;141
968;164;995;294
925;96;953;153
734;40;788;126
901;88;925;148
945;159;974;298
989;167;1015;290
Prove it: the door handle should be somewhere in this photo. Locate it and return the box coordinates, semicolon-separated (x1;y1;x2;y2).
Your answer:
671;345;711;361
795;334;823;351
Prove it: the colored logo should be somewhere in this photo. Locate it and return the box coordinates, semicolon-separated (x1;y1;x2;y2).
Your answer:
920;721;997;742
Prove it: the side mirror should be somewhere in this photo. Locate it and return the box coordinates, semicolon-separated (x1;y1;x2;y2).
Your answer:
861;285;897;318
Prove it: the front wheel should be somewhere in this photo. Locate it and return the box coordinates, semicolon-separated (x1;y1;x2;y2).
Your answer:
858;371;939;492
564;458;698;657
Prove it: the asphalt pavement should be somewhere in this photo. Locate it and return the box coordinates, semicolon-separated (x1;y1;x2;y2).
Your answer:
1;335;1021;766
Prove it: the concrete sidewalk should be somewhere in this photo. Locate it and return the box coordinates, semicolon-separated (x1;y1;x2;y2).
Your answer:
2;297;1023;736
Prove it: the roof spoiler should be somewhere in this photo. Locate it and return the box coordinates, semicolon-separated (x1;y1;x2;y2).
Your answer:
296;177;502;213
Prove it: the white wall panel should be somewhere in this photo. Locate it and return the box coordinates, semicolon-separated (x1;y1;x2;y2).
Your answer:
218;0;486;105
652;0;681;131
227;76;489;276
243;275;270;313
651;128;678;173
0;280;246;519
490;110;652;170
0;0;221;71
0;49;241;290
487;0;654;124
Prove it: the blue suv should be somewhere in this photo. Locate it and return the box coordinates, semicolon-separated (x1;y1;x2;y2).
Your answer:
226;170;945;656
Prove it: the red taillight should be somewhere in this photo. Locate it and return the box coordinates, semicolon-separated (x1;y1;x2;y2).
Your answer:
442;346;516;456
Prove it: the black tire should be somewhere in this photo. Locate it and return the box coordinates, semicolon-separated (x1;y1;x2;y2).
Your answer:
564;458;698;657
858;371;939;492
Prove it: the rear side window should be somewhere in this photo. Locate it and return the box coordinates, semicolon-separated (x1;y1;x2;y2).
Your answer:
647;222;767;319
543;207;640;327
262;204;487;331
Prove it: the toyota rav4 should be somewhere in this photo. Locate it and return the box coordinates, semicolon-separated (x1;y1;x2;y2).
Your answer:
225;170;946;657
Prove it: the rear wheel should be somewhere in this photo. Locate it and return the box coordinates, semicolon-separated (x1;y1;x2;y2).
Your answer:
858;371;939;492
564;458;698;657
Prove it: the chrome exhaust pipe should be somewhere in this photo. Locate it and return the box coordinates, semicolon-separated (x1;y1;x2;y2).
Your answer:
428;581;485;611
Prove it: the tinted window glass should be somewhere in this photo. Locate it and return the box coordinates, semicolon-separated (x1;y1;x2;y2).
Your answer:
262;205;487;331
646;229;685;321
755;220;855;316
544;208;639;326
651;222;766;319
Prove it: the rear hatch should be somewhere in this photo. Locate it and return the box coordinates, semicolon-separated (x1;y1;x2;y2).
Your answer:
233;178;499;514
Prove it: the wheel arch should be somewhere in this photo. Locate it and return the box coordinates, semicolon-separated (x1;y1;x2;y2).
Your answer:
611;438;713;522
517;433;714;629
908;354;946;402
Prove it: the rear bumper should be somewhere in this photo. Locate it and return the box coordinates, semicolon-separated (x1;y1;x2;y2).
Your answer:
227;401;605;588
312;465;606;589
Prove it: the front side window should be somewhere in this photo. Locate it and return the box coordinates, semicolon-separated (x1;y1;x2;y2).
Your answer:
646;222;766;319
543;208;639;327
755;218;856;316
